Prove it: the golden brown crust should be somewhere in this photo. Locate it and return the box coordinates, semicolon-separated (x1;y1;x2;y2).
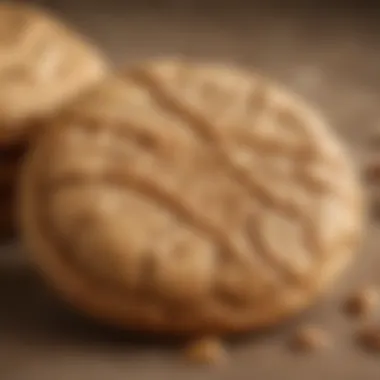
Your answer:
18;58;364;335
0;2;108;146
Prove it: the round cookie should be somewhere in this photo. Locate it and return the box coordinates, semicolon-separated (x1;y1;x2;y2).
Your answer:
18;58;364;335
0;3;108;235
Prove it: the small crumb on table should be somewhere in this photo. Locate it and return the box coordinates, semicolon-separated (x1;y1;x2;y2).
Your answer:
183;337;228;365
344;287;379;318
356;326;380;352
364;160;380;182
290;326;330;352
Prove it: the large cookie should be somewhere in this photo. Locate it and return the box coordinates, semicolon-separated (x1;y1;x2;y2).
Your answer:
19;58;364;334
0;3;108;235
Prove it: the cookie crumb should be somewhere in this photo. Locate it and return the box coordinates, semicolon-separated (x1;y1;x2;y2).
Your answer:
290;326;330;352
183;337;227;366
356;326;380;352
365;160;380;183
344;287;379;318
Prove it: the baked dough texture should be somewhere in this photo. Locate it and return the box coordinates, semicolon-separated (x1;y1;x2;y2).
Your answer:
0;3;108;145
0;3;108;235
19;58;364;334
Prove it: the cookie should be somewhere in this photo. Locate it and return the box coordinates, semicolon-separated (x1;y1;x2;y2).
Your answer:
0;3;108;235
18;58;364;335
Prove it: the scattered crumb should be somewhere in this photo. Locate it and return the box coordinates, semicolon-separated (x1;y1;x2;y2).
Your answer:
356;326;380;352
183;337;228;366
290;326;330;352
344;287;379;319
364;160;380;182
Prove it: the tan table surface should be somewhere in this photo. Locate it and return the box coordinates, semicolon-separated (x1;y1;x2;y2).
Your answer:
2;1;380;379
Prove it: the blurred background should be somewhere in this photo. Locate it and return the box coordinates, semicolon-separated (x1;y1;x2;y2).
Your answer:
2;0;380;379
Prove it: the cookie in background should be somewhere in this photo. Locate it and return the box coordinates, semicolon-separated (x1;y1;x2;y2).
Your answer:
0;2;109;237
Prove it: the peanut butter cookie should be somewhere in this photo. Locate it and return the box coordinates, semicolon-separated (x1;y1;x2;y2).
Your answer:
18;58;364;334
0;3;108;235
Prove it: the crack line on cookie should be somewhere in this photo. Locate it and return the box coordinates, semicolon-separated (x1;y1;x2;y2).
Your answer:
43;169;250;276
45;121;302;287
129;69;301;216
103;169;246;265
244;212;293;282
80;115;302;283
129;69;304;283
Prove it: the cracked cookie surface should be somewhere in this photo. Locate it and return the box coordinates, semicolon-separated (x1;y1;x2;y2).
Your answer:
19;58;364;334
0;3;108;145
